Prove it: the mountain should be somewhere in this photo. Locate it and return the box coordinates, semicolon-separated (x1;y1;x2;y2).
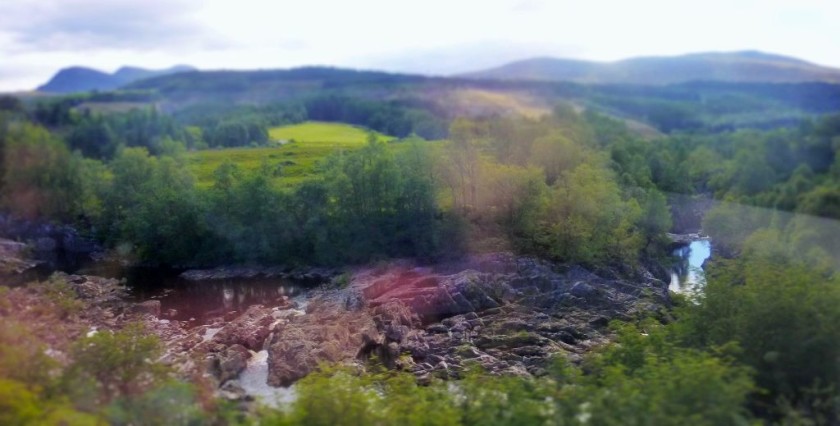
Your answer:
37;65;196;93
460;51;840;85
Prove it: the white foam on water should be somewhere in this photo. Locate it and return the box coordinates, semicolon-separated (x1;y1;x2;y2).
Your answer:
202;327;222;343
239;350;297;408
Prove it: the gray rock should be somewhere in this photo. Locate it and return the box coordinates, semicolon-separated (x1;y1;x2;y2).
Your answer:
134;300;161;317
570;282;596;298
212;344;251;383
218;380;248;401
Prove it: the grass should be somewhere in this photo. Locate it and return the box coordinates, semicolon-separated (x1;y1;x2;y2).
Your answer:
186;121;395;188
269;121;392;144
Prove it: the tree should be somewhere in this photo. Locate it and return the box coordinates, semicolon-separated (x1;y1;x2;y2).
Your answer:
2;123;96;221
100;148;211;264
680;259;840;421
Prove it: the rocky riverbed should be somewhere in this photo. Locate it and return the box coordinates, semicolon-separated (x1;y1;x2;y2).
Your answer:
1;252;671;408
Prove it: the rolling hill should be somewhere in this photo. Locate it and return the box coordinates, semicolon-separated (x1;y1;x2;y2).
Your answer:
460;51;840;85
28;57;840;136
38;65;196;93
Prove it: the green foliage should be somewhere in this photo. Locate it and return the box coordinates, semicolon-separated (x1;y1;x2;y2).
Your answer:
105;381;207;426
207;118;269;148
276;369;383;426
304;94;448;139
269;121;393;145
308;136;448;262
64;323;169;408
0;319;103;425
539;163;643;264
99;148;214;264
186;121;392;188
2;122;96;221
34;275;85;318
437;111;670;266
259;325;755;426
0;319;59;391
63;108;192;159
702;201;773;254
0;379;49;426
678;259;840;420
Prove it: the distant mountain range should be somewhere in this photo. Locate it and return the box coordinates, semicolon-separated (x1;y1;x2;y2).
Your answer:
459;51;840;85
34;52;840;94
37;65;196;93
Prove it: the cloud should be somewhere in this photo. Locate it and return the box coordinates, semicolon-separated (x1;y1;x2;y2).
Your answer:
0;0;228;52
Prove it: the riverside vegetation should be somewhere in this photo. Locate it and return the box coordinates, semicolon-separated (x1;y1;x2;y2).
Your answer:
1;77;840;425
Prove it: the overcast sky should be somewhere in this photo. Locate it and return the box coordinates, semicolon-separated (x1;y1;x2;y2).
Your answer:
1;0;839;91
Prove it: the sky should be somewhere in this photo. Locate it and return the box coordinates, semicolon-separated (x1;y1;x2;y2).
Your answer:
1;0;839;91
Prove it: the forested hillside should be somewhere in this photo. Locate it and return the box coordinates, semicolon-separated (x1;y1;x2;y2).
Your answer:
2;56;840;424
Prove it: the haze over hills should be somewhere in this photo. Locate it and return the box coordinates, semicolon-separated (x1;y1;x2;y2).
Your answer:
460;51;840;85
37;65;196;93
33;51;840;96
25;51;840;135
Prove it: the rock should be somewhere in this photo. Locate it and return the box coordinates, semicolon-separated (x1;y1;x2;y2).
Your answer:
267;299;377;387
589;316;610;328
213;345;251;383
125;251;674;391
180;265;334;284
0;238;41;274
426;324;449;334
134;300;161;317
569;282;596;298
218;380;248;401
62;274;127;305
211;305;275;350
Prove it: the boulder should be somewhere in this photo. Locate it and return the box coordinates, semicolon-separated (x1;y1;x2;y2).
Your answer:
267;300;377;386
213;345;251;383
0;238;40;274
211;304;275;350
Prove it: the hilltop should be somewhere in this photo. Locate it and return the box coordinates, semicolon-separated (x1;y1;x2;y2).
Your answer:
460;51;840;85
37;64;196;93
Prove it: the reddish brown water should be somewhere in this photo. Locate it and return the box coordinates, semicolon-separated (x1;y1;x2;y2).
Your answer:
76;262;307;323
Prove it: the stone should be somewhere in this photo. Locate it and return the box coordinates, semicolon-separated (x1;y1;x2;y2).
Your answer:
218;380;248;401
215;345;251;383
267;299;376;387
134;300;161;317
570;282;596;298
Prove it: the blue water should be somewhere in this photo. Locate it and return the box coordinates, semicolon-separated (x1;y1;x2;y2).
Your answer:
669;239;711;293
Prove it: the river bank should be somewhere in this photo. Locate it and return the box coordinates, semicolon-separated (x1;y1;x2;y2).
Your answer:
1;250;675;408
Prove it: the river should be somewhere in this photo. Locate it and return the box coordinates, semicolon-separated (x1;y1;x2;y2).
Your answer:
669;238;711;293
68;262;309;324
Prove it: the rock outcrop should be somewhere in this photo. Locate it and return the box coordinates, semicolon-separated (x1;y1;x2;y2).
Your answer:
266;299;379;386
0;238;40;274
338;253;669;380
260;253;670;389
180;266;337;284
8;253;669;403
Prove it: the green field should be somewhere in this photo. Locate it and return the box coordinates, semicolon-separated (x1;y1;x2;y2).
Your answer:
186;121;395;188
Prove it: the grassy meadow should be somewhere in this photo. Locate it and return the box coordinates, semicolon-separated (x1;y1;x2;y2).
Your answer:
186;121;397;187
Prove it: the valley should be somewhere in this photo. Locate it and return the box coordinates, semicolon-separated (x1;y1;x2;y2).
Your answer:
1;48;840;424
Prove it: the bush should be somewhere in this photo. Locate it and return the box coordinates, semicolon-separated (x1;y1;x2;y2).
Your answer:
64;323;169;408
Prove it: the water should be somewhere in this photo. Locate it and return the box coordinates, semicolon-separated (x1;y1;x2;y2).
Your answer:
239;350;297;407
669;239;711;293
76;262;307;324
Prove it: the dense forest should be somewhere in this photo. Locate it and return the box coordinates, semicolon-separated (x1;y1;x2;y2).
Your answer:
2;72;840;424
